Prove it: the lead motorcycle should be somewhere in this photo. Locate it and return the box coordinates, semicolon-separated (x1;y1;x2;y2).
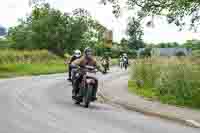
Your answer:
72;65;98;108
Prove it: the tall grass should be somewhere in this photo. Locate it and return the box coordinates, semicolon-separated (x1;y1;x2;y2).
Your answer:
130;57;200;109
0;49;67;78
0;49;63;64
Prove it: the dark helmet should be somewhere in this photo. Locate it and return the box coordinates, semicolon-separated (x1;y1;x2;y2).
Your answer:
84;47;93;58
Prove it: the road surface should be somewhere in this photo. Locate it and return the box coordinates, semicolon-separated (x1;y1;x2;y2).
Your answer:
0;70;199;133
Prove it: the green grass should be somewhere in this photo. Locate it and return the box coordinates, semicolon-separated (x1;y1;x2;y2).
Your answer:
128;80;158;101
0;49;68;78
0;49;61;64
129;57;200;109
192;50;200;57
0;62;66;78
128;80;200;109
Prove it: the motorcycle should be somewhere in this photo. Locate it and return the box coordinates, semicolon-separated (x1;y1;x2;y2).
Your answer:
71;68;79;84
123;58;128;70
101;60;108;73
119;58;123;69
72;65;98;108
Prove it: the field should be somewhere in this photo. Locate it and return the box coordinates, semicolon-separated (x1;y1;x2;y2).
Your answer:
129;57;200;109
0;49;119;78
0;49;66;78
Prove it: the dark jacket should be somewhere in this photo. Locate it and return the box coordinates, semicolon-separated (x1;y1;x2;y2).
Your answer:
69;56;80;64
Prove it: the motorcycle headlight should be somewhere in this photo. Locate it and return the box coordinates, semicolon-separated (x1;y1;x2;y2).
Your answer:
75;73;80;77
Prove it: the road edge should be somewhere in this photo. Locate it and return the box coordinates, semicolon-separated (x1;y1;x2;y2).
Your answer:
97;89;200;128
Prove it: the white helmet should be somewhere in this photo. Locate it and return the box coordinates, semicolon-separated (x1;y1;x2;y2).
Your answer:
74;50;81;57
123;53;127;57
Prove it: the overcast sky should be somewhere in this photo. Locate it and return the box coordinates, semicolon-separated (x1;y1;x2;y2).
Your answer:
0;0;199;43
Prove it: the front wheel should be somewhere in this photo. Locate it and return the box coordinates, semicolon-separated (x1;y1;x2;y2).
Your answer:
83;85;93;108
125;64;127;70
104;67;107;73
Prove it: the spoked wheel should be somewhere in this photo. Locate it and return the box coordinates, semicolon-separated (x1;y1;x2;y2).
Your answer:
83;85;93;108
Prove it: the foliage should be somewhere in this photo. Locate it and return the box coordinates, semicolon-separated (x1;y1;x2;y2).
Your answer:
175;51;186;57
0;38;11;49
120;38;129;51
156;42;180;48
100;0;121;18
130;57;200;109
192;50;200;57
183;40;200;50
104;0;200;31
140;48;152;57
126;17;145;50
7;3;105;57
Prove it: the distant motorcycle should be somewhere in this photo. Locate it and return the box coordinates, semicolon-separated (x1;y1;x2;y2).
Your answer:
72;66;98;108
122;58;128;70
101;60;108;73
119;58;123;69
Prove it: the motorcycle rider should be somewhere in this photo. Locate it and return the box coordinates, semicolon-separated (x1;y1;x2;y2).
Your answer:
119;55;123;68
123;53;129;65
101;53;110;71
71;47;104;100
67;50;82;81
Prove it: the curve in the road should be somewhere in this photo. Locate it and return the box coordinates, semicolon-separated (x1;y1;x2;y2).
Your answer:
0;69;199;133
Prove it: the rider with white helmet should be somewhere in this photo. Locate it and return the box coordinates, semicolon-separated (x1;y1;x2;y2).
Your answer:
74;50;81;58
67;50;82;80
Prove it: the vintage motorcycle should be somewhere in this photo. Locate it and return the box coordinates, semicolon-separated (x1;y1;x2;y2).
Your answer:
101;60;109;73
72;65;98;108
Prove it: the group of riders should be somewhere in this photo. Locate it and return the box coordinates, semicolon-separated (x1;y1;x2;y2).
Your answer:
65;47;129;107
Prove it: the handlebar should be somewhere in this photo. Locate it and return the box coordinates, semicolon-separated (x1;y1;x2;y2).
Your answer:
70;64;97;73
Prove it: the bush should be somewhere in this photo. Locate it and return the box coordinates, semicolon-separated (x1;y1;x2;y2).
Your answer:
130;57;200;109
175;51;186;56
0;39;11;49
192;50;200;57
140;48;152;58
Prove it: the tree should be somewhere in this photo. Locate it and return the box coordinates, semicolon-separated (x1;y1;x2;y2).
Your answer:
176;51;186;57
103;0;200;31
8;3;73;56
120;38;128;50
126;17;145;50
100;0;121;18
140;47;152;57
183;39;200;50
8;3;104;56
156;42;180;48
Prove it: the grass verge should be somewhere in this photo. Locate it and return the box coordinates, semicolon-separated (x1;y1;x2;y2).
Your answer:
129;57;200;109
128;80;158;101
0;62;66;78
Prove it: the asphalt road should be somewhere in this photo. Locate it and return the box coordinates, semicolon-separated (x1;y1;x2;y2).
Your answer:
0;69;199;133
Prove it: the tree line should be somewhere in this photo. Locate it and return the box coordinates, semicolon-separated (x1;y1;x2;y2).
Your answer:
6;3;107;57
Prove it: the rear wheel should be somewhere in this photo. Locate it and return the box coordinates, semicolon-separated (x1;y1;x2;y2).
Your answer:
83;85;93;108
